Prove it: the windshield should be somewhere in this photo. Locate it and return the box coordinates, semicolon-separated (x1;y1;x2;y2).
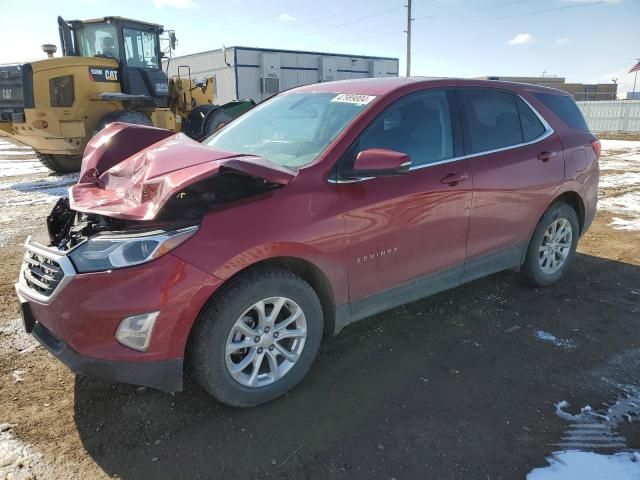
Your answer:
123;28;160;69
76;23;119;60
204;92;376;168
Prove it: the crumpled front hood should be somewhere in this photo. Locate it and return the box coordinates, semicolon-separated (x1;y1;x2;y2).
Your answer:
69;123;296;221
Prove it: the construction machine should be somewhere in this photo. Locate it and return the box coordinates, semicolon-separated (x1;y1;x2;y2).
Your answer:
0;16;254;173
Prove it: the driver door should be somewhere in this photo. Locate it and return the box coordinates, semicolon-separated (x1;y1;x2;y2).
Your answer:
336;89;472;318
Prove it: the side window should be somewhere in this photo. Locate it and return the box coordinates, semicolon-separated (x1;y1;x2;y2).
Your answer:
461;89;523;153
517;97;546;142
532;92;590;132
353;90;454;168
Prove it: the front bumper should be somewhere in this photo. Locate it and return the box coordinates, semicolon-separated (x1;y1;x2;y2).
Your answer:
30;318;183;392
16;238;224;390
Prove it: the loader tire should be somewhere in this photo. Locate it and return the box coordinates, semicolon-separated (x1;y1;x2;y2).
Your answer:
96;110;153;132
36;153;82;174
203;109;232;138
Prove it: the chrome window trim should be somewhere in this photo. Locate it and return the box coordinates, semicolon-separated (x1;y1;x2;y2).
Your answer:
15;236;76;304
329;93;554;184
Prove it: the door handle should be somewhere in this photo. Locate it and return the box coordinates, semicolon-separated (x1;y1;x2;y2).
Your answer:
440;172;468;186
538;151;556;162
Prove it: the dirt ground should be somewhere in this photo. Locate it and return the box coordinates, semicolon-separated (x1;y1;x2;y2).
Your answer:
0;139;639;479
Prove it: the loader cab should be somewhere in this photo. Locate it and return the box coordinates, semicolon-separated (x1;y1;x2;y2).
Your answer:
59;16;169;107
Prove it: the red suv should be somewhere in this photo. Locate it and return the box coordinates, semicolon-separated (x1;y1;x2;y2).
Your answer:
16;78;599;407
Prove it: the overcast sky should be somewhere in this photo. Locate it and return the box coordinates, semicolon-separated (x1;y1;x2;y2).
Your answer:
0;0;638;94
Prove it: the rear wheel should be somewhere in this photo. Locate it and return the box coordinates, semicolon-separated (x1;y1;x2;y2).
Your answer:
36;152;81;174
191;268;323;407
521;202;579;287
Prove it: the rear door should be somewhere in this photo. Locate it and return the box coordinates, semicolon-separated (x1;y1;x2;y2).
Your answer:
457;88;564;282
336;89;472;317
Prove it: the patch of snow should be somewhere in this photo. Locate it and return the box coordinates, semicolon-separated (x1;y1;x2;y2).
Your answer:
0;318;38;356
609;217;640;231
599;192;640;217
0;174;76;192
0;175;74;208
0;143;31;151
531;386;640;479
11;369;25;383
600;139;640;152
534;330;575;349
0;160;47;178
599;159;640;171
0;427;47;480
0;149;38;157
599;172;640;188
527;451;640;480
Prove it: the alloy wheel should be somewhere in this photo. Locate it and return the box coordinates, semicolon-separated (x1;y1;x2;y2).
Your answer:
225;297;307;388
538;218;573;275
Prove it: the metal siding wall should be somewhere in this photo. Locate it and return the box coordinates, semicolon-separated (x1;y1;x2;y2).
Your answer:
577;100;640;133
163;50;237;103
167;48;399;104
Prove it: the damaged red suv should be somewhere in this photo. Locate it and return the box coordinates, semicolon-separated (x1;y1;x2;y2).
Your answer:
16;78;599;407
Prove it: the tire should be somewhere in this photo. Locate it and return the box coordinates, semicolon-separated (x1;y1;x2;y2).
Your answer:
520;202;580;287
96;110;153;132
36;152;82;174
191;268;323;407
202;109;232;138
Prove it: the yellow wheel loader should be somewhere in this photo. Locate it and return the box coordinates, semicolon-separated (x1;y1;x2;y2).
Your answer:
0;16;254;173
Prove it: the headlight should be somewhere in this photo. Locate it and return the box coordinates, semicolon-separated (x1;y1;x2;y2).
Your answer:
69;226;197;273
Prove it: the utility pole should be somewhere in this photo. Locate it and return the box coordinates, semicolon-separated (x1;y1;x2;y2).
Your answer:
405;0;413;77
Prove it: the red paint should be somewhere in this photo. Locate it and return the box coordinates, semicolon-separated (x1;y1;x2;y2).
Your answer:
22;78;598;378
354;148;410;171
71;130;296;221
28;253;222;362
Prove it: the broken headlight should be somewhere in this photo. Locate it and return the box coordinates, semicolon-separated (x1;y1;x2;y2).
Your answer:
69;226;197;273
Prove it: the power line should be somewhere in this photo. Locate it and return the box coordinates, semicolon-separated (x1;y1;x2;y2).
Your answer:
416;0;607;22
284;0;611;61
417;0;536;20
283;6;405;44
308;28;402;49
490;0;608;20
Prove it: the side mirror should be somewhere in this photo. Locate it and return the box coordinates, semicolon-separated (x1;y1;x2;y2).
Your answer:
168;31;177;51
350;148;411;178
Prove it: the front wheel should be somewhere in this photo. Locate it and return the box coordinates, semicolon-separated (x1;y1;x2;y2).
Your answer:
191;268;323;407
521;202;579;287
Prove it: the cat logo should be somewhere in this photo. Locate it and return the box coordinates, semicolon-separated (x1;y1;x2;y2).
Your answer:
88;66;119;83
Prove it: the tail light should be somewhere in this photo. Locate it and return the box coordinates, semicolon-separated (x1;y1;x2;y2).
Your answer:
591;139;601;160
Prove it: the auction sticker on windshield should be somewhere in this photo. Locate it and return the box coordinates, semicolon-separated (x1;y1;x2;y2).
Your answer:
331;94;376;105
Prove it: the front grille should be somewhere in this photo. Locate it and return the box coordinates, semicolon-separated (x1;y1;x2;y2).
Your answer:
22;249;65;297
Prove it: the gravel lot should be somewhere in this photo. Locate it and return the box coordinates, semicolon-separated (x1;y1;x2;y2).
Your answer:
0;138;639;479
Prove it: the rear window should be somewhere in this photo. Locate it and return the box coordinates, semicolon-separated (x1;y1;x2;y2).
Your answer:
533;92;589;132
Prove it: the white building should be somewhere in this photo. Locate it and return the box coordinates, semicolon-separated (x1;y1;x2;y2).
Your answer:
165;46;399;104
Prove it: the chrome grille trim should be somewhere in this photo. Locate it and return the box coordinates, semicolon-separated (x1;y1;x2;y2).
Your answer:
16;237;76;304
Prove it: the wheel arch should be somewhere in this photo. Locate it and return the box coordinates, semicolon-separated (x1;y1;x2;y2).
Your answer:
520;189;586;266
549;190;586;234
186;255;338;362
